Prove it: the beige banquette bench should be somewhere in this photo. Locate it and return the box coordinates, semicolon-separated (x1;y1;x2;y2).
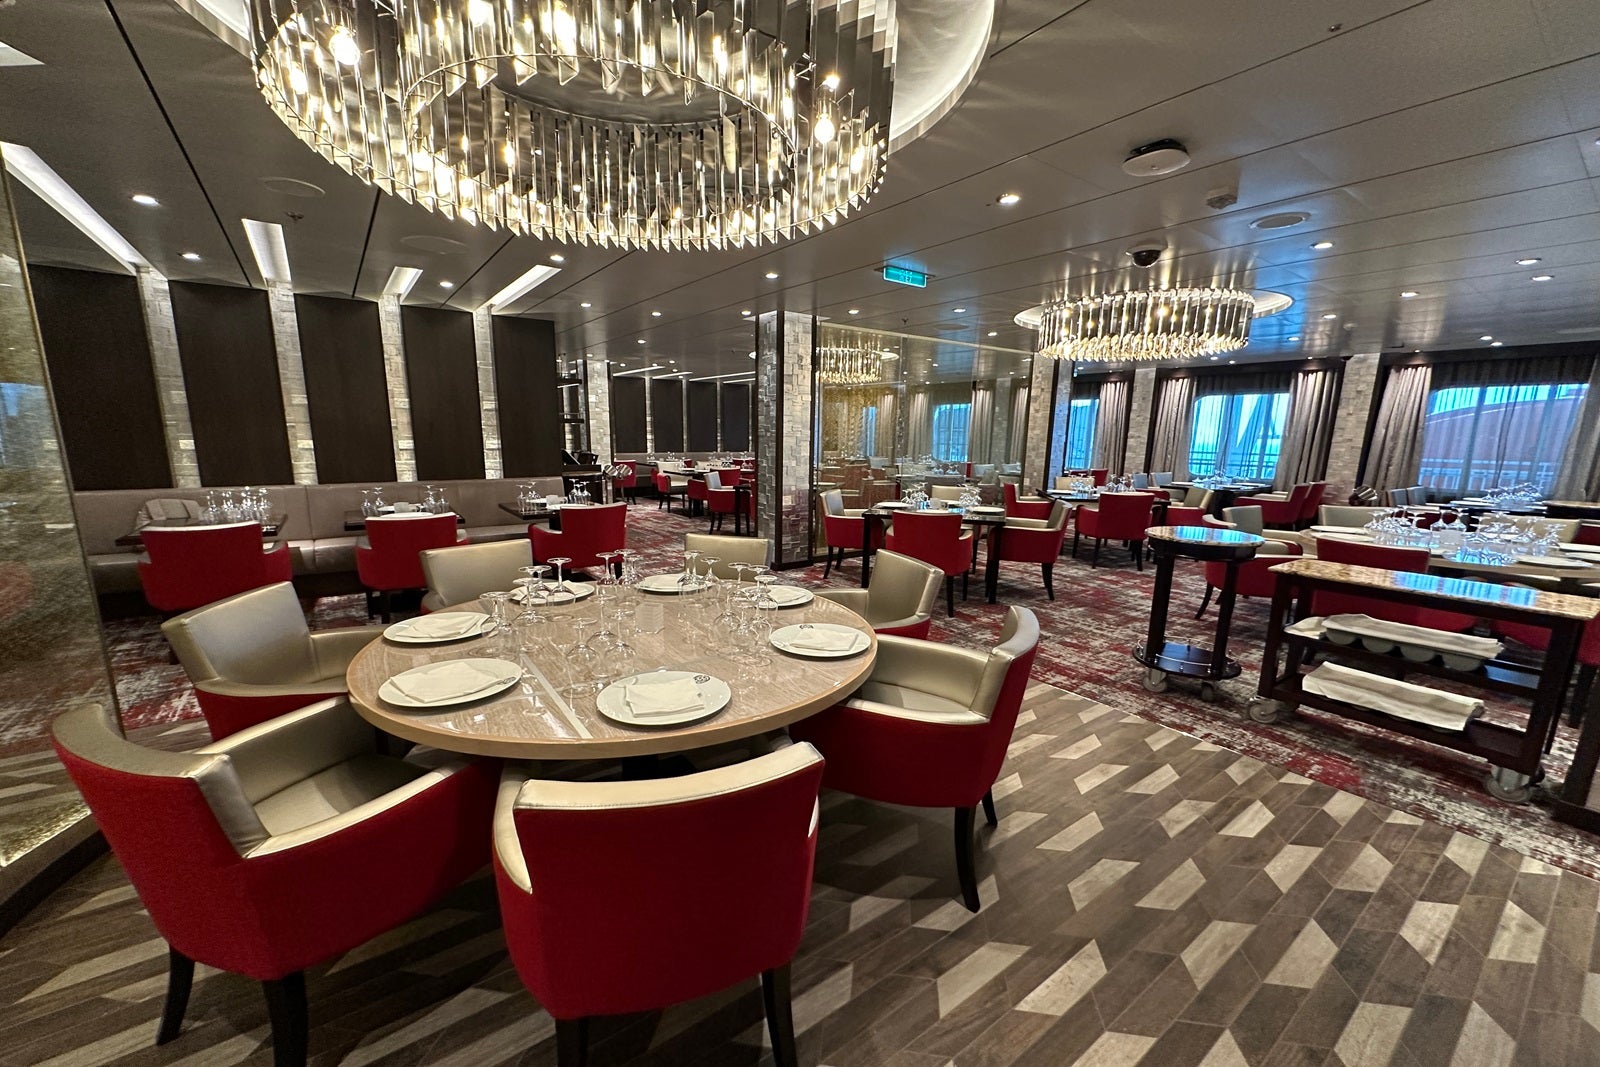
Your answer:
75;477;564;597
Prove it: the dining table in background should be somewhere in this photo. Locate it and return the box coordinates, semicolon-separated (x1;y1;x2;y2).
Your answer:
114;512;288;548
342;509;468;533
859;506;1008;604
345;593;877;759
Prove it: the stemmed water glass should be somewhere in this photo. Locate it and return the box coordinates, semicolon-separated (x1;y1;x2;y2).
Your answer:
618;549;641;588
678;550;701;591
547;556;571;601
597;550;623;599
477;591;513;642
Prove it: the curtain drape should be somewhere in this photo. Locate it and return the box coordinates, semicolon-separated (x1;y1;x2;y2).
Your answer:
1009;381;1030;463
969;384;995;464
876;388;898;461
1147;375;1195;480
1274;367;1342;489
905;388;931;458
1090;378;1129;472
1365;364;1432;492
1553;358;1600;501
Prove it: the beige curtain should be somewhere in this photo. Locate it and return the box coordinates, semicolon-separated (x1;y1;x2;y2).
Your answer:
1553;359;1600;501
1365;364;1432;492
906;387;932;458
1008;380;1030;463
1090;378;1129;472
1147;375;1194;480
969;383;996;464
1274;367;1342;489
876;388;898;460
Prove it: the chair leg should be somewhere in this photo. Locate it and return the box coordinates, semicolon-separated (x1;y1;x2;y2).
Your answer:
1134;539;1144;571
156;947;194;1045
261;972;308;1067
1092;539;1102;568
761;964;799;1067
981;788;998;827
954;806;981;912
555;1018;589;1067
1042;563;1054;601
378;590;392;624
1071;529;1080;558
823;546;833;578
1195;584;1215;619
945;574;955;617
1569;664;1598;729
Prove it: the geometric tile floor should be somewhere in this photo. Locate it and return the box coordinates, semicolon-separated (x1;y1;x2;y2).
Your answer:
5;684;1599;1066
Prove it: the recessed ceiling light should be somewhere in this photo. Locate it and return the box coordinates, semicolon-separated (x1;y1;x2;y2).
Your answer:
997;192;1021;206
1251;211;1311;230
1490;341;1504;347
1400;291;1419;298
748;351;757;359
668;359;676;364
1532;274;1553;281
987;331;998;337
952;307;967;313
1516;257;1541;265
549;253;565;263
1287;335;1300;341
1480;335;1494;341
181;252;202;261
1210;355;1220;361
481;264;562;311
1321;313;1338;320
848;308;860;315
741;309;752;316
651;310;662;317
580;301;592;308
931;362;939;368
131;193;160;206
1229;359;1237;364
764;271;779;279
438;280;454;289
636;338;646;344
1311;240;1334;250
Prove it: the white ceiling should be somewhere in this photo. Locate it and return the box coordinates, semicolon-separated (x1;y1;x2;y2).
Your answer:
3;0;1599;379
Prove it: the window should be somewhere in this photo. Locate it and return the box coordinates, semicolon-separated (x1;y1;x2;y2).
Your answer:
1188;391;1289;480
1063;397;1098;470
860;406;878;456
0;382;49;469
930;402;971;462
1419;381;1589;496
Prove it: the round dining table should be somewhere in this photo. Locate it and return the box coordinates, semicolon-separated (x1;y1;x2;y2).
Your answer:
346;591;877;759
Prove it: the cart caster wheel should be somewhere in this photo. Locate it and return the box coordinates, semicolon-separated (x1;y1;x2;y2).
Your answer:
1247;699;1285;724
1141;668;1169;693
1484;767;1533;804
1199;682;1217;703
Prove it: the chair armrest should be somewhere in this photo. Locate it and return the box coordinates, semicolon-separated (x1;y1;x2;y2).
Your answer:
494;763;535;893
1005;517;1050;530
1259;538;1303;556
869;635;988;707
1246;491;1287;501
309;626;387;678
867;613;929;634
816;588;869;612
840;697;987;727
197;697;375;804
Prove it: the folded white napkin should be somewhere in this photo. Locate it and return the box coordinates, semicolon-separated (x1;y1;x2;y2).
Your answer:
1302;662;1483;731
787;627;862;652
765;586;811;604
1322;615;1503;659
388;661;515;703
404;613;485;639
622;677;705;717
1285;615;1328;639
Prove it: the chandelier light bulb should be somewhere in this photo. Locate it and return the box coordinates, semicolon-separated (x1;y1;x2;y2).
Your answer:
328;26;360;66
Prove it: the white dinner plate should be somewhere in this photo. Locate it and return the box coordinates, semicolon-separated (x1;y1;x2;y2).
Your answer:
876;500;914;509
1309;525;1372;535
967;505;1005;514
510;580;594;604
379;658;521;708
1515;555;1594;569
383;612;494;644
596;671;731;727
757;586;815;609
770;622;870;658
637;573;711;594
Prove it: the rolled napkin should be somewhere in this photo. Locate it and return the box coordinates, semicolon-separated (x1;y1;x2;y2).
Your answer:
787;627;863;652
1322;615;1503;659
622;677;705;717
1302;662;1484;731
403;613;486;639
388;660;516;703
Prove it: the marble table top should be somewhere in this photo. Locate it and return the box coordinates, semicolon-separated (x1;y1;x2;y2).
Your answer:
1146;525;1265;547
1268;558;1600;621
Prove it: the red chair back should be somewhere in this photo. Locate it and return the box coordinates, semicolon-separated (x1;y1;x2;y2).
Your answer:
687;478;709;503
885;510;969;576
1311;537;1475;631
717;468;742;487
1493;613;1600;666
1298;482;1327;524
613;461;637;490
1089;468;1109;487
1164;505;1208;527
532;502;627;569
1086;492;1158;540
1003;481;1052;520
653;471;673;494
357;514;462;592
138;523;289;613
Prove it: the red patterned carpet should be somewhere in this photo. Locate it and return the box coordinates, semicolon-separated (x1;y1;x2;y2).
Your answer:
94;501;1600;877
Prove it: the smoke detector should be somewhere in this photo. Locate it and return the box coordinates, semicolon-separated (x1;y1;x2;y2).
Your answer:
1121;139;1191;177
1205;187;1238;210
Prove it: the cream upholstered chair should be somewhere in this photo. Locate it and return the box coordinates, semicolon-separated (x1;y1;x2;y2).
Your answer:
791;607;1041;911
52;699;496;1067
817;549;942;638
420;538;533;612
684;533;771;579
929;484;965;502
1181;486;1215;509
1320;504;1381;527
494;742;824;1067
163;582;385;740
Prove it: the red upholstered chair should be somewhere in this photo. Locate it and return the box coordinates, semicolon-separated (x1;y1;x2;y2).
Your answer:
52;699;497;1067
1249;483;1312;528
791;607;1041;911
493;742;825;1067
994;501;1070;599
162;582;385;739
885;509;974;617
652;469;685;510
1298;482;1327;526
1089;468;1109;487
1195;540;1303;618
356;514;467;622
686;475;710;516
706;470;741;532
530;502;627;572
1003;481;1053;521
1311;537;1477;632
1072;491;1158;569
612;461;638;504
1492;608;1600;726
138;522;292;614
817;549;943;638
819;489;882;578
1577;523;1600;546
1164;505;1209;527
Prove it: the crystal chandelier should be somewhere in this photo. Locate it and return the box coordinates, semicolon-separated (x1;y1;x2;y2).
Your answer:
1035;287;1255;362
250;0;896;250
817;328;883;385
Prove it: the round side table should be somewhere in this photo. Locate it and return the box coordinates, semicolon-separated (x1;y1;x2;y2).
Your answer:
1135;525;1265;701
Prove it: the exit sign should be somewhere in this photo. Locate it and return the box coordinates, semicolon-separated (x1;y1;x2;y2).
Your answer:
881;264;929;288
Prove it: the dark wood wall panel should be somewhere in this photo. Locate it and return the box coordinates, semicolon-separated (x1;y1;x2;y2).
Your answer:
401;306;484;480
295;294;395;484
686;381;718;451
612;377;647;452
168;281;293;486
651;378;685;451
30;266;171;490
492;317;562;475
721;383;751;451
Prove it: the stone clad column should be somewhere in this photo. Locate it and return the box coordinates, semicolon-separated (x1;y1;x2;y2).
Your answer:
472;308;503;478
1323;352;1380;503
266;282;318;484
756;311;815;566
1123;366;1159;474
586;356;613;466
1021;355;1055;492
135;269;201;487
377;295;417;480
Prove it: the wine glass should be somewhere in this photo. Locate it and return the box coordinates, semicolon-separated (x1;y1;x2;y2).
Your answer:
597;550;622;599
477;591;513;638
678;550;701;589
547;556;571;600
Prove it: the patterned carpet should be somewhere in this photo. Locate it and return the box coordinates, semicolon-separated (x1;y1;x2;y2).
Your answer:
88;502;1600;878
6;684;1600;1067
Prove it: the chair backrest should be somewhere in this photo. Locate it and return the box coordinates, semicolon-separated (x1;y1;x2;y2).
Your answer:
421;539;533;608
717;468;742;487
556;502;627;550
1131;473;1150;489
140;522;273;612
1299;482;1328;522
613;461;637;488
684;533;771;578
1285;484;1313;513
138;497;203;524
1385;488;1409;506
652;471;673;493
1320;504;1379;527
494;743;825;1018
1151;472;1173;486
1094;492;1159;538
1221;505;1265;535
705;471;724;490
1182;486;1214;508
1309;536;1477;631
1407;486;1428;506
930;484;964;501
162;582;317;688
885;509;965;568
865;549;943;624
1164;505;1209;527
362;513;462;589
1089;468;1109;487
819;489;845;516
